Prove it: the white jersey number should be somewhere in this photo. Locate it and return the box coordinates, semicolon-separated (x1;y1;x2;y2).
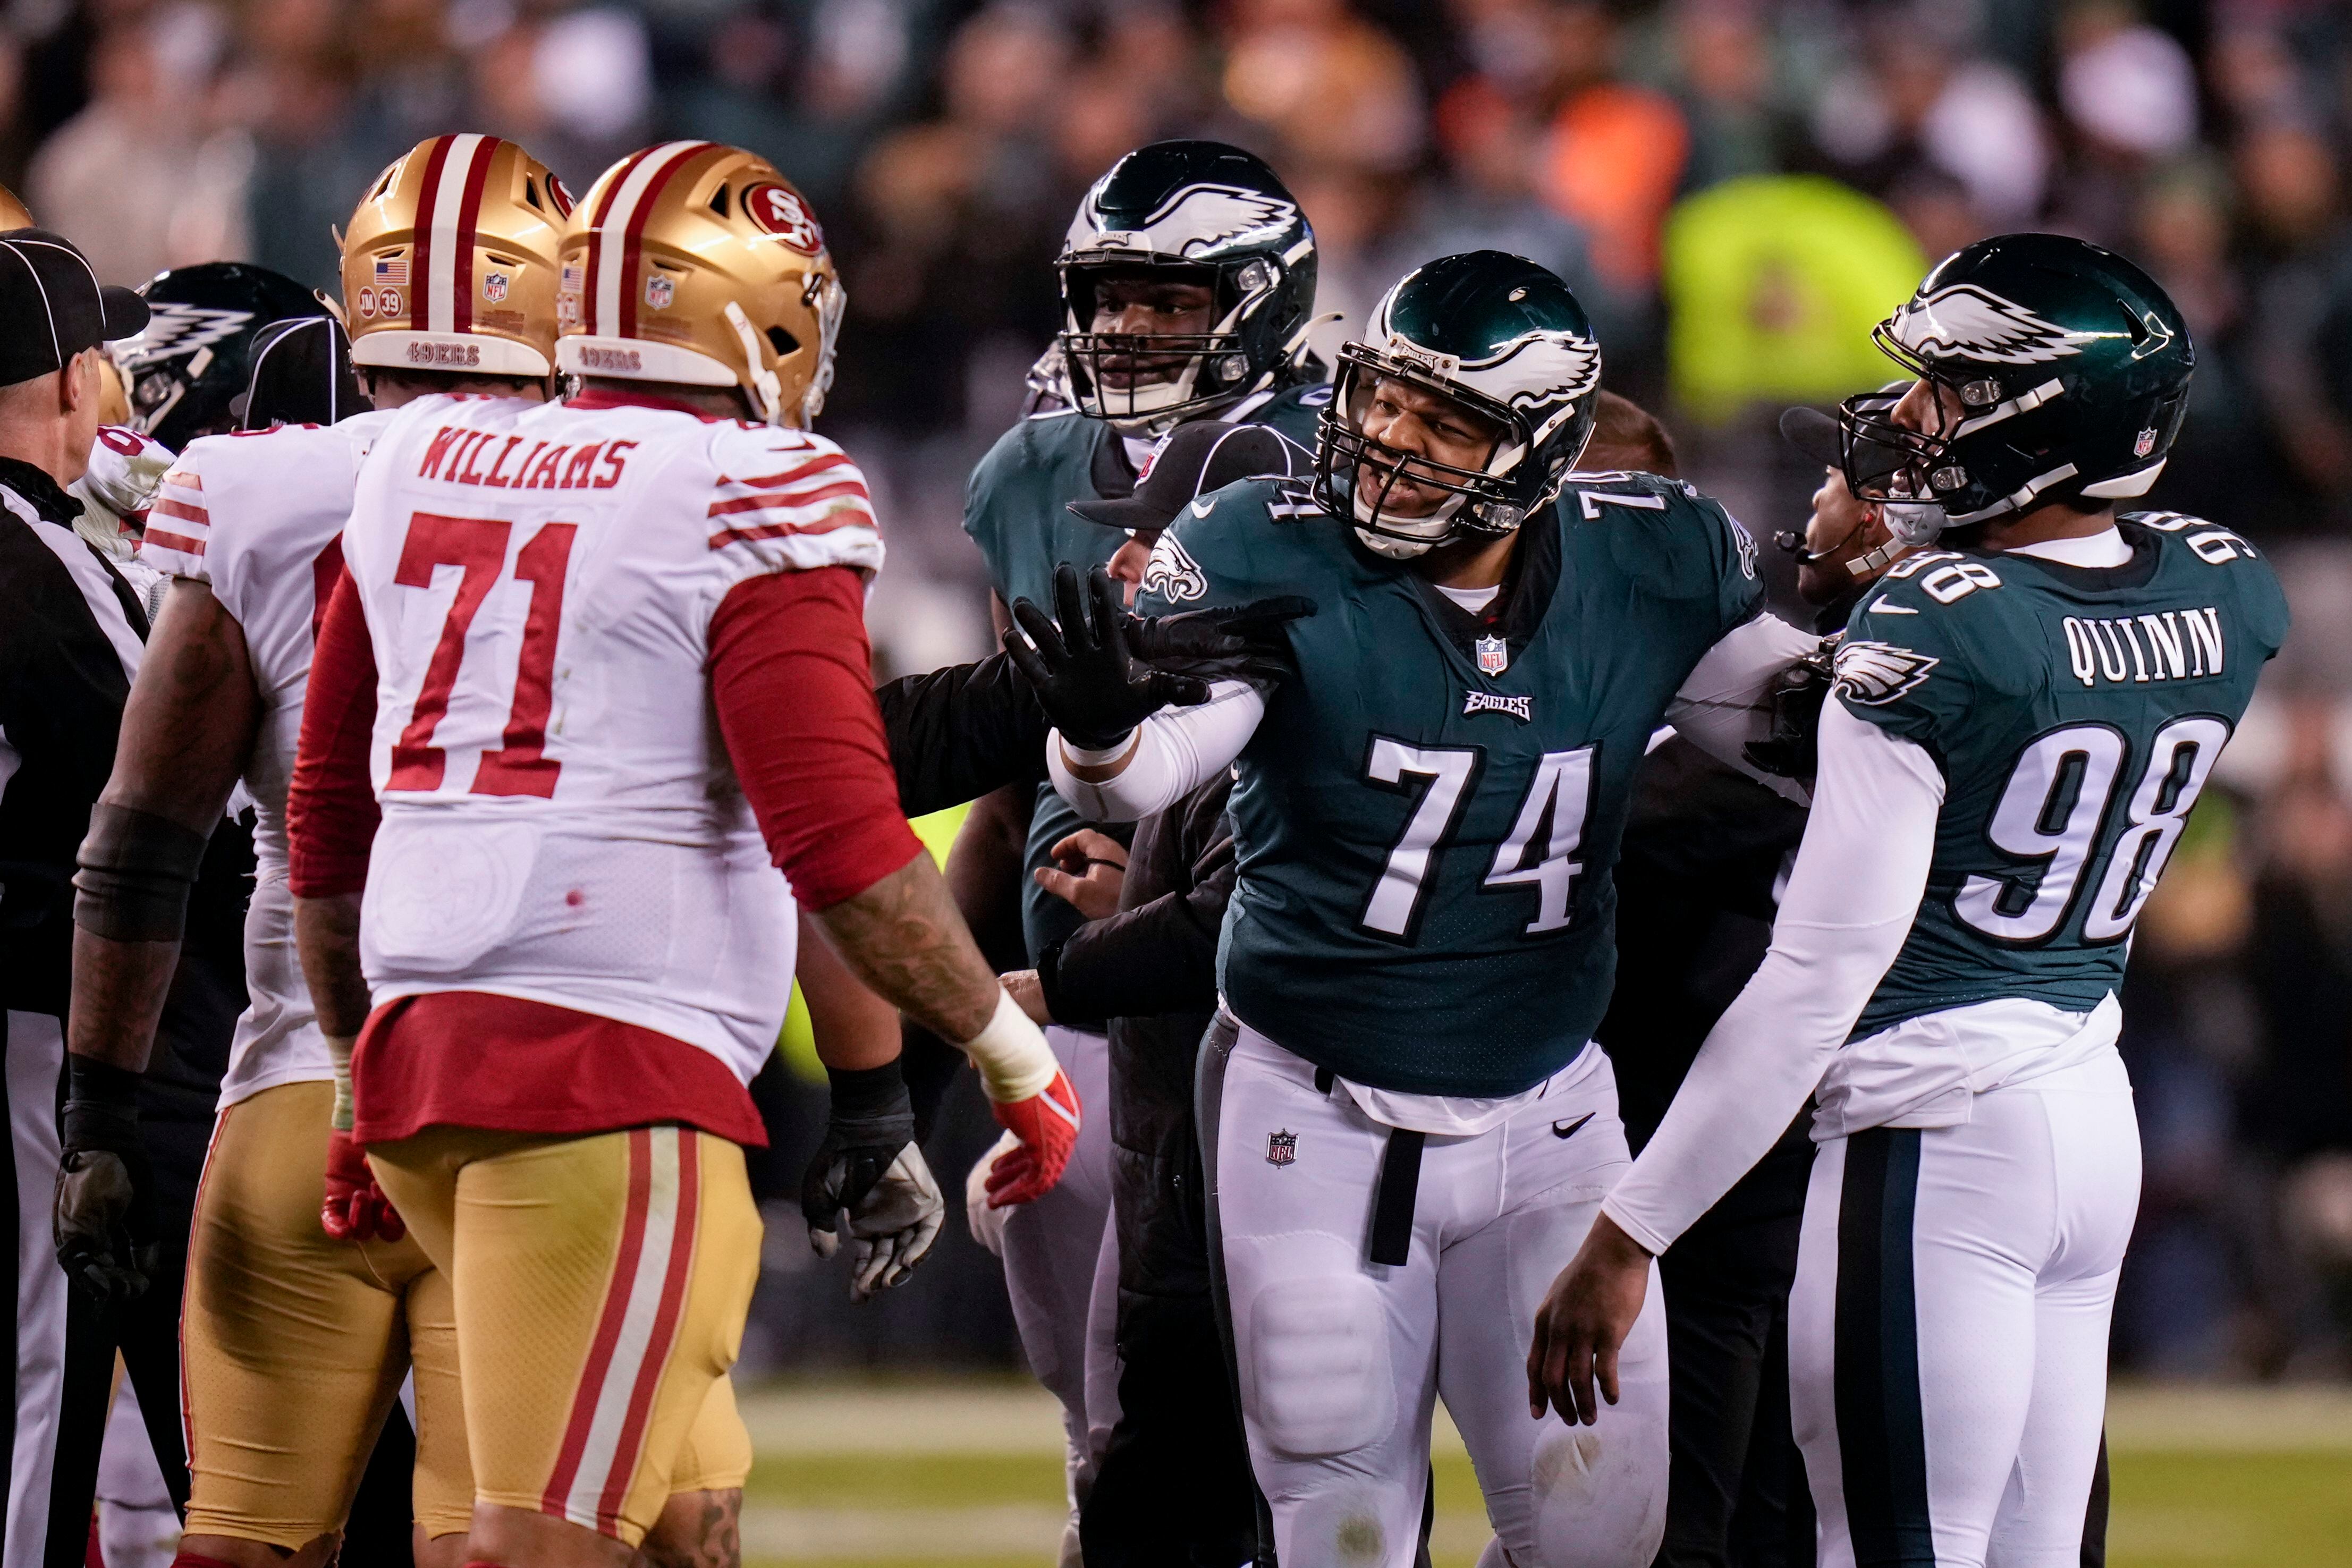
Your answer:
1954;715;2230;944
1359;740;1597;942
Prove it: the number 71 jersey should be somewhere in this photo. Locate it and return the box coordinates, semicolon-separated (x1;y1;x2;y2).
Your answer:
1836;513;2288;1039
338;392;883;1067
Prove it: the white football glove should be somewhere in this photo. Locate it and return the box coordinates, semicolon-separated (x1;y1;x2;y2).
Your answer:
810;1142;944;1303
963;1131;1020;1257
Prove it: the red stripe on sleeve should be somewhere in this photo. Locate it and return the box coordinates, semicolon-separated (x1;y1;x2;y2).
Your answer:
707;566;922;910
288;568;383;897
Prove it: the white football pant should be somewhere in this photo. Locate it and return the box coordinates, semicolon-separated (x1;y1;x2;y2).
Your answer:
997;1022;1118;1566
1792;1045;2138;1568
1205;1019;1669;1568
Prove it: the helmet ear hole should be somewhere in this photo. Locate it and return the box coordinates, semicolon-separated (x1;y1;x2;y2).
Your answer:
766;325;798;357
709;185;731;219
523;176;544;213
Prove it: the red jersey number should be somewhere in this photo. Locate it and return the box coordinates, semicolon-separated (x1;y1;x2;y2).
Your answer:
385;512;577;796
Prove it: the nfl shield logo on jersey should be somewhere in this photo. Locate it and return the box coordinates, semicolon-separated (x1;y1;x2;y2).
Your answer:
1266;1129;1298;1167
1476;635;1509;676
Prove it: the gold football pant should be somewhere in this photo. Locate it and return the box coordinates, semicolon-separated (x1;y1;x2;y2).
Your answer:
181;1080;471;1546
368;1123;760;1546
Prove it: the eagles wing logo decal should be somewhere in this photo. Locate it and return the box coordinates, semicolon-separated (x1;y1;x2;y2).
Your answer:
1140;533;1207;603
1832;639;1940;705
1071;183;1297;259
1448;330;1602;440
1887;284;2104;366
119;304;253;368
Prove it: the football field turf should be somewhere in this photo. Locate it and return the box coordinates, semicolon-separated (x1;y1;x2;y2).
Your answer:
739;1379;2352;1567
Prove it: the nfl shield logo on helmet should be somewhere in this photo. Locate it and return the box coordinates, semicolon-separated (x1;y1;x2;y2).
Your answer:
644;274;675;310
1476;635;1509;676
1265;1129;1297;1167
2134;427;2157;457
481;272;509;304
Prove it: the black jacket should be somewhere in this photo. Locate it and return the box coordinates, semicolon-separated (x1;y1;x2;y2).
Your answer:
874;650;1048;818
1040;776;1233;1304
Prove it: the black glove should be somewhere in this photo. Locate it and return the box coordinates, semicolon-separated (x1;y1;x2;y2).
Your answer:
801;1061;943;1302
1004;564;1212;749
54;1056;158;1303
1743;638;1837;784
1129;594;1316;689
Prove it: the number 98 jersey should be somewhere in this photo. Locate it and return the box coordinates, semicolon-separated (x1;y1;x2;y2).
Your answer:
1137;470;1763;1099
1837;513;2288;1039
339;392;884;1073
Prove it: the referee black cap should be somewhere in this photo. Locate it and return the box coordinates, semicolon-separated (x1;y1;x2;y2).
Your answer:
1069;420;1310;533
236;315;369;430
0;230;148;388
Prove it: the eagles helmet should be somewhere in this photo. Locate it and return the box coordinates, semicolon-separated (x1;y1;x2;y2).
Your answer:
119;262;323;451
1315;251;1602;560
1057;140;1317;433
1843;233;2194;528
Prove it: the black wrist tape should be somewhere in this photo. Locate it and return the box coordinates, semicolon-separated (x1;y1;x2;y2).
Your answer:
824;1060;915;1143
74;803;212;943
64;1053;142;1128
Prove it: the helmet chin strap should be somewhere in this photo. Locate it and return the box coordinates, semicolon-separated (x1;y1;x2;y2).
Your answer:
724;301;785;426
1350;471;1467;560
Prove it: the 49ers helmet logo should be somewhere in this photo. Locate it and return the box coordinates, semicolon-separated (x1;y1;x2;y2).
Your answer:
743;184;823;254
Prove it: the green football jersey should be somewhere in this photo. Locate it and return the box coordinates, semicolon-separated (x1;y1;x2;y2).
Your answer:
1137;470;1764;1097
961;385;1330;963
1839;512;2289;1038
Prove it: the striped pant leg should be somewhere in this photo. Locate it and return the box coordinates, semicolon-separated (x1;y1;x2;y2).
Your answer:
1792;1070;2136;1568
3;1010;69;1568
368;1123;762;1550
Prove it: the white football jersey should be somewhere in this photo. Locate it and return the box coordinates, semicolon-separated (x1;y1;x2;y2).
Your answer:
141;409;398;1106
338;394;885;1084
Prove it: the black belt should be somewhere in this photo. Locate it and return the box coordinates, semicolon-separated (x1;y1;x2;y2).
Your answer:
1314;1066;1425;1267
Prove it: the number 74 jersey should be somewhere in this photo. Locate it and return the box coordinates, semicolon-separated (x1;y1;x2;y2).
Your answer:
337;392;883;1068
1835;513;2288;1039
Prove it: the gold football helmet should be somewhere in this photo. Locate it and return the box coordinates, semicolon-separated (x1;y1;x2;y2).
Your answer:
0;185;32;230
341;134;569;378
556;142;845;427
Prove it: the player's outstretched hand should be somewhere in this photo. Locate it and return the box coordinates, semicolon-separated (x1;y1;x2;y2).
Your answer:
1527;1213;1653;1426
1005;564;1212;749
321;1130;406;1243
1128;594;1316;690
985;1067;1082;1208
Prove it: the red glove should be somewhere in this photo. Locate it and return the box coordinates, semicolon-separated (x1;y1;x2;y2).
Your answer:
984;1068;1082;1208
321;1130;405;1242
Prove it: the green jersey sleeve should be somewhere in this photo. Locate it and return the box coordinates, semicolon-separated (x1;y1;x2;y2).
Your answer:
1833;555;2013;753
1132;477;1303;618
1572;471;1764;637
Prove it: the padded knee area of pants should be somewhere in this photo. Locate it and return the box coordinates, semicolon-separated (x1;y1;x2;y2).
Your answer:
1245;1274;1395;1459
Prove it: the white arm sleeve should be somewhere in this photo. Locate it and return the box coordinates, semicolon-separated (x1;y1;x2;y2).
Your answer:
1601;701;1945;1254
1664;613;1823;804
1047;679;1267;823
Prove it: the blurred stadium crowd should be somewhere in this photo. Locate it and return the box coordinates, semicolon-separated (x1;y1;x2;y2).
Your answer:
10;0;2352;1379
